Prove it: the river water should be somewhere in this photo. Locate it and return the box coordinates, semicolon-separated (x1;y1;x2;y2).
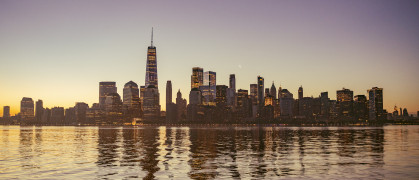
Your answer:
0;125;418;179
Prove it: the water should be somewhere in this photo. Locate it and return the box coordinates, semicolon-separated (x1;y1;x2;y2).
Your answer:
1;125;419;179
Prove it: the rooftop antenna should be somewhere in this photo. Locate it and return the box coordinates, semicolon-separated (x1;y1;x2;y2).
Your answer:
151;27;154;47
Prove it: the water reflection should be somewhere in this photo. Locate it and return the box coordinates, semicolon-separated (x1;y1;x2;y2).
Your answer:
1;126;418;179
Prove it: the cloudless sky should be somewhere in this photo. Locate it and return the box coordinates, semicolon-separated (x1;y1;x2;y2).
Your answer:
1;0;419;116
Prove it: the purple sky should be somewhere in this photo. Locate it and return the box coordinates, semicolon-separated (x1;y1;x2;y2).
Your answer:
1;0;419;115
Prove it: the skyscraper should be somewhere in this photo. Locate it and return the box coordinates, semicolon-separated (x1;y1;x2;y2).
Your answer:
105;93;123;124
3;106;10;118
143;28;161;121
123;81;141;118
191;67;204;89
216;85;228;106
176;90;187;121
337;88;354;117
298;86;303;99
99;82;117;109
250;84;258;105
166;80;172;107
227;74;236;108
354;95;368;120
75;102;88;124
35;99;44;123
270;82;277;99
20;97;34;122
368;87;384;121
201;71;216;106
145;28;158;88
257;76;264;107
229;74;236;90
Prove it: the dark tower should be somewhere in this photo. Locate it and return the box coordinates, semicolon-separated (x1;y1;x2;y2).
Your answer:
145;28;158;88
298;86;303;99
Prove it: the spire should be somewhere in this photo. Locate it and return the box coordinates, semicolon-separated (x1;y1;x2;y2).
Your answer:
151;27;154;47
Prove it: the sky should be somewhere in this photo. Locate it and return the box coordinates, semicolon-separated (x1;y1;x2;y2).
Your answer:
1;0;419;116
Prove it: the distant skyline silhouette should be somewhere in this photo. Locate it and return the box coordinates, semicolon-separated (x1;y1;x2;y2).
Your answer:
1;0;418;115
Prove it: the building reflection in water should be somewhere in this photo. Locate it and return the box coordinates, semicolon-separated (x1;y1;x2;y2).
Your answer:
92;126;386;179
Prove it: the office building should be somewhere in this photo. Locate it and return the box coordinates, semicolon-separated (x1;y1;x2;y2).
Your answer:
191;67;204;89
20;97;34;122
216;85;228;106
337;88;354;117
201;71;216;106
35;100;44;123
166;80;172;108
354;95;368;120
368;87;384;121
250;84;258;105
123;81;141;118
3;106;10;118
75;102;89;124
270;82;277;99
50;107;65;123
99;82;117;109
257;76;264;107
105;93;123;124
298;86;303;99
279;89;293;117
176;90;187;121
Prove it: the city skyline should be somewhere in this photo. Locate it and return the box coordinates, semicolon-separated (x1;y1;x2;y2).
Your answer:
1;0;419;116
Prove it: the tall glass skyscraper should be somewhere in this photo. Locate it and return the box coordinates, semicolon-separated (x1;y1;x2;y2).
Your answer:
143;28;160;120
145;28;158;89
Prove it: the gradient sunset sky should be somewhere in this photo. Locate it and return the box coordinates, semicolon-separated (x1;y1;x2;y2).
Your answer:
1;0;418;116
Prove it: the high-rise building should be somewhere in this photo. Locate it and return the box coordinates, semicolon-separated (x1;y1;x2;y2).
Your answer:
123;81;141;118
354;95;368;120
75;102;89;124
20;97;34;122
143;87;161;120
257;76;264;107
201;71;216;106
250;84;258;105
337;88;354;117
99;82;117;109
298;86;303;99
35;99;44;123
237;89;251;119
145;28;158;89
320;92;330;117
166;81;172;107
105;93;123;124
3;106;10;118
265;88;270;98
216;85;228;106
227;74;236;108
279;89;294;117
140;86;145;115
270;82;277;99
176;90;187;121
189;88;202;105
143;29;161;121
191;67;204;89
50;107;65;123
229;74;236;90
368;87;384;121
64;107;76;124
